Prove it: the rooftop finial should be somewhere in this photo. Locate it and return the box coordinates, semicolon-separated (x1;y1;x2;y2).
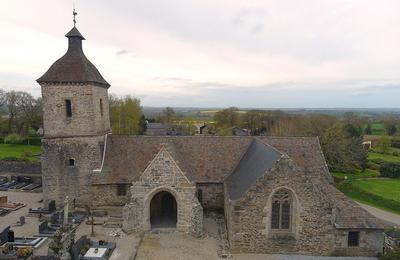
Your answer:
73;4;78;27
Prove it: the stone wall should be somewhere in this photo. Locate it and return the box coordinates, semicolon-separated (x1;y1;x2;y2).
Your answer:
196;183;224;210
226;157;337;255
91;184;130;207
0;161;41;174
41;84;110;138
332;229;383;256
41;136;103;207
123;147;203;236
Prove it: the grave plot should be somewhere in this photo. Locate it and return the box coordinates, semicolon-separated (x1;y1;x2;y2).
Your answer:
28;200;56;216
71;235;116;260
0;196;25;211
8;176;33;190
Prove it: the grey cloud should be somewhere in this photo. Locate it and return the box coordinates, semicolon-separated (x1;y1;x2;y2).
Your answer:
116;49;129;55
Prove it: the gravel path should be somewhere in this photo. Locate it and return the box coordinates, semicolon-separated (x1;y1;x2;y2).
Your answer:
357;202;400;227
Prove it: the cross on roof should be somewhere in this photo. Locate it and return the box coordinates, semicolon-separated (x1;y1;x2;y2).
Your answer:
73;8;78;26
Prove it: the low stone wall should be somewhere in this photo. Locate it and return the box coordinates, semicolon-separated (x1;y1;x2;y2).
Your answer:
196;183;224;210
0;161;41;174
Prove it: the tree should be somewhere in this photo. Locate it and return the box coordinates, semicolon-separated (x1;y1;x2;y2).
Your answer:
382;118;398;136
320;123;365;172
365;123;372;135
377;136;391;154
158;107;176;124
109;94;143;135
214;107;241;128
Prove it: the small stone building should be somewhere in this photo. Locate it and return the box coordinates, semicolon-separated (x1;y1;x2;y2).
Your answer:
37;24;384;256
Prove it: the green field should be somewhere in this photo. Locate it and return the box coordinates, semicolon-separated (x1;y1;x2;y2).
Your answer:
0;144;41;163
368;152;400;163
338;179;400;214
332;169;379;180
371;123;386;135
352;179;400;202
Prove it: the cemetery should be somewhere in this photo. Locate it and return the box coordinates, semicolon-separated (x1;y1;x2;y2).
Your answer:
0;190;139;259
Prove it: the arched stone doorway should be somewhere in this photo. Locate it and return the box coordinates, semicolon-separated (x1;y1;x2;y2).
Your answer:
150;191;177;229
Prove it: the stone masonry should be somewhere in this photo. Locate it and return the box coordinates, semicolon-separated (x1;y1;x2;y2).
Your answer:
122;146;203;236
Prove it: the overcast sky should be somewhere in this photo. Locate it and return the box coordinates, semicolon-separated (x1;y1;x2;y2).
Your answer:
1;0;399;108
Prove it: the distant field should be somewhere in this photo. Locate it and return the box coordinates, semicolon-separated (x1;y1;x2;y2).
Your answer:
368;152;400;163
0;144;41;163
371;123;386;135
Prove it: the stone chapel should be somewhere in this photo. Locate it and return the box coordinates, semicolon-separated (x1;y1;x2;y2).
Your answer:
37;24;384;256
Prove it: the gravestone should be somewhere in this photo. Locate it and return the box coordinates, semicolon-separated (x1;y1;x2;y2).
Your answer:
7;230;14;242
39;221;48;234
19;216;25;225
48;200;56;213
0;226;10;245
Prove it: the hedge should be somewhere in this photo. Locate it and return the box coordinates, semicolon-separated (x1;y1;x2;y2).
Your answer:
391;138;400;149
0;136;41;146
380;162;400;178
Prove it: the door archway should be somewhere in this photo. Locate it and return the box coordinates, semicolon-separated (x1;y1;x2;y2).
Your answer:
150;191;177;229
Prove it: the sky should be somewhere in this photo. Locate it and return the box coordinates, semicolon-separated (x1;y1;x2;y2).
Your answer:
0;0;400;108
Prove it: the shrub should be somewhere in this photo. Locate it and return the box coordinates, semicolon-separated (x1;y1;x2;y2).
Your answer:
2;156;20;161
21;150;33;161
391;138;400;149
380;162;400;178
379;248;400;260
370;158;386;166
333;176;345;183
392;151;399;157
4;134;25;144
367;161;380;170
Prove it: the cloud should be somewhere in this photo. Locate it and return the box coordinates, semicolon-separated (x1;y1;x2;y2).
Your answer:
115;49;129;55
0;0;399;107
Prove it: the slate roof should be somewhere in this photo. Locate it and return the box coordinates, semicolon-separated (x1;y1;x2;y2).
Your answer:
226;139;282;200
37;26;110;88
146;123;167;129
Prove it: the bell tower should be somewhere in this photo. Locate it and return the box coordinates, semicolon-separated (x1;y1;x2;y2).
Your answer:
37;13;111;206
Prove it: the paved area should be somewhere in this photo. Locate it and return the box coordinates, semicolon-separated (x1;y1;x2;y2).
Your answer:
357;202;400;227
233;255;377;260
136;232;220;260
0;191;383;260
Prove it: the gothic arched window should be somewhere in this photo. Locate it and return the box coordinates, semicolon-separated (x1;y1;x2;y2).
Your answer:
271;189;292;230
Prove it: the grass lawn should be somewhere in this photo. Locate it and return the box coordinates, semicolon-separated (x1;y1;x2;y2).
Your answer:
332;169;379;180
368;152;400;163
338;178;400;214
352;179;400;203
0;144;41;163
